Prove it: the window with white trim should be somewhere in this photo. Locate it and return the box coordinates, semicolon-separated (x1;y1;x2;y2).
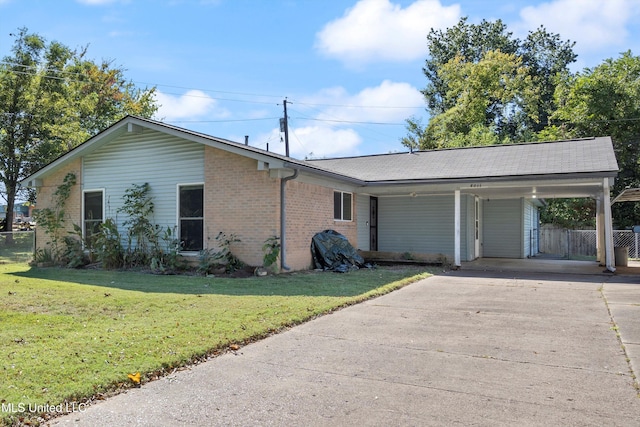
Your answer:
83;190;104;247
179;184;204;251
333;191;352;221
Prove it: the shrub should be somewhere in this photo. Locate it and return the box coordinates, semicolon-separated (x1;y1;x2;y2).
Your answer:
150;226;185;274
94;218;124;269
197;232;244;275
262;236;280;273
33;172;76;262
118;183;156;267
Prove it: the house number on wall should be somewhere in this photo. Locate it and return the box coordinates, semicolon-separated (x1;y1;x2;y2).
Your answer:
470;184;482;188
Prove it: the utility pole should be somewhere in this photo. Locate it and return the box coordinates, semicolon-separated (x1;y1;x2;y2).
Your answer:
281;99;290;157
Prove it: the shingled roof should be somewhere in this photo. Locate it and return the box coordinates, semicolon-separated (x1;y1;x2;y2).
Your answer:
307;137;618;183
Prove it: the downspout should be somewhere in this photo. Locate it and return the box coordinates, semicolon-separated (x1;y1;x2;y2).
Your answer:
280;168;299;271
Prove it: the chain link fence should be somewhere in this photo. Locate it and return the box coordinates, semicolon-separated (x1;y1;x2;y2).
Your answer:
613;231;640;259
0;231;35;263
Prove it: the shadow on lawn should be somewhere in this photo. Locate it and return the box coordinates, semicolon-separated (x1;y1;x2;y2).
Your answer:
10;266;431;297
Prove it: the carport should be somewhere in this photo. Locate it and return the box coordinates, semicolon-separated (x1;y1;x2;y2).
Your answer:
456;174;618;272
310;137;620;272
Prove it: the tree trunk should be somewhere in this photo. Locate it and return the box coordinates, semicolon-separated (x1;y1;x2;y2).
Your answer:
3;184;16;244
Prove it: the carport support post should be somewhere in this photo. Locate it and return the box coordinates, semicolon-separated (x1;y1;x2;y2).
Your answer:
454;189;461;268
596;198;604;264
603;178;616;272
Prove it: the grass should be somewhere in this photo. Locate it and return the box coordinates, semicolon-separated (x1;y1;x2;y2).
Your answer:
0;233;34;264
0;263;432;425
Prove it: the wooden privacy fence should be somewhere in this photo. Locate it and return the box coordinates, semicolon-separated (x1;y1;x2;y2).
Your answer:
540;225;640;259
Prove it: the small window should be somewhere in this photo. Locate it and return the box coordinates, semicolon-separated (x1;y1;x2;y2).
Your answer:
333;191;352;221
83;190;104;247
179;184;204;251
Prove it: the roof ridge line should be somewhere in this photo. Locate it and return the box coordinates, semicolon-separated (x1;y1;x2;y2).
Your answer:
309;137;600;161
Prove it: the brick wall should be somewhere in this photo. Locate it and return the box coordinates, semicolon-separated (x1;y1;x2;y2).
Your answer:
34;159;82;253
203;146;357;271
204;146;280;267
283;179;357;270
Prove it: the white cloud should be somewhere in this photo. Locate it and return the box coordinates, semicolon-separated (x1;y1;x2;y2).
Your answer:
154;90;227;121
315;80;424;123
315;0;461;66
256;80;424;158
516;0;640;52
255;126;362;159
289;126;363;159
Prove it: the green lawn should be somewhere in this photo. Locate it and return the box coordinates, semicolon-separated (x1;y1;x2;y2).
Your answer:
0;263;432;425
0;232;34;264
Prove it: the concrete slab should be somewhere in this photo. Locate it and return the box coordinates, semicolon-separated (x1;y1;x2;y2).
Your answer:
607;305;640;344
462;257;640;276
626;343;640;382
50;271;640;426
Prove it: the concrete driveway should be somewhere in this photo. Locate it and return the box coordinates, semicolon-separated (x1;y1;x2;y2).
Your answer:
51;270;640;426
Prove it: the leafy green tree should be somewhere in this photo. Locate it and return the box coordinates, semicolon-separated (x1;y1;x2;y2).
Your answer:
404;18;576;149
0;28;157;232
415;50;535;148
550;51;640;227
421;18;519;116
539;198;596;229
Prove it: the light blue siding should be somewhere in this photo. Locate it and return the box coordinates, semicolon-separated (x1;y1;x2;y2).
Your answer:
482;199;522;258
377;195;470;260
83;129;204;238
523;200;539;257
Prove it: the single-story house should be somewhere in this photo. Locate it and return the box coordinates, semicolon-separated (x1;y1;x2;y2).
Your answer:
21;115;620;272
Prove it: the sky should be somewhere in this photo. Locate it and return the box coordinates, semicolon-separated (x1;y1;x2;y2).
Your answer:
1;0;640;160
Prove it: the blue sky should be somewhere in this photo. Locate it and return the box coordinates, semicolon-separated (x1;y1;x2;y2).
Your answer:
2;0;640;159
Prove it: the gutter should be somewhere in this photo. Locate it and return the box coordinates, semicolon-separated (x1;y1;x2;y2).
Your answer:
362;171;619;187
280;168;299;271
283;161;364;186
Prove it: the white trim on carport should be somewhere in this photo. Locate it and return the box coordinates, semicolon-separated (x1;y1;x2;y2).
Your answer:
451;177;618;272
454;190;461;266
602;178;616;272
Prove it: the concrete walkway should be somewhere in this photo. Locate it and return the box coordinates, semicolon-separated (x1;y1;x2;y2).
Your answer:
51;270;640;426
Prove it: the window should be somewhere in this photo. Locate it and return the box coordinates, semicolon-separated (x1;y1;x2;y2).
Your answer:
83;190;104;247
333;191;352;221
179;184;204;251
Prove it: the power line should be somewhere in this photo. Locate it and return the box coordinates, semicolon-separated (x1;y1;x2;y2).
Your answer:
293;117;406;125
9;60;640;129
293;100;424;109
1;61;427;110
169;117;280;123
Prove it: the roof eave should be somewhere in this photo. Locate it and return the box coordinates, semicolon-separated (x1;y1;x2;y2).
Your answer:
361;171;618;187
282;161;365;186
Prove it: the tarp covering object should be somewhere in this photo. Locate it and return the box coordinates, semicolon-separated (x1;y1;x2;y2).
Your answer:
310;229;366;272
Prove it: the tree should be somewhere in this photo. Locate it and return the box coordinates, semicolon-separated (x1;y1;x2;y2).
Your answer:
403;18;576;149
412;50;536;148
0;28;157;232
551;51;640;227
539;198;596;229
421;18;519;116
